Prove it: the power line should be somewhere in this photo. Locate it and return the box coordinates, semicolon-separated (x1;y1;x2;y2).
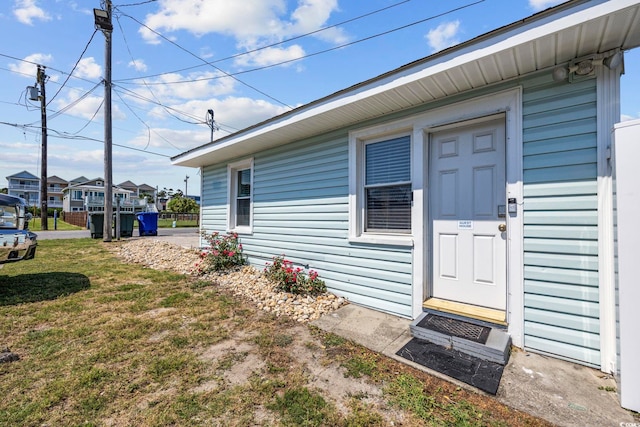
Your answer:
117;10;294;109
112;84;205;124
114;0;413;82
0;52;102;87
0;120;170;157
47;29;99;106
0;52;211;141
113;88;181;151
115;1;485;87
115;0;157;7
114;13;205;126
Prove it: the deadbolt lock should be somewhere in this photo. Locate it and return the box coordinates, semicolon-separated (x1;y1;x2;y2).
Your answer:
498;224;507;232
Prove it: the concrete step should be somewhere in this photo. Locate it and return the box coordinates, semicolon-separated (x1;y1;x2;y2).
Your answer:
410;311;511;365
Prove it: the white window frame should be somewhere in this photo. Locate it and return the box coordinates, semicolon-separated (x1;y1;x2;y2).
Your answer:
227;158;254;234
349;122;415;246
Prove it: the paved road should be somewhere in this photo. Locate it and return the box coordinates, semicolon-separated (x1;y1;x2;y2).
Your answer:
33;226;201;248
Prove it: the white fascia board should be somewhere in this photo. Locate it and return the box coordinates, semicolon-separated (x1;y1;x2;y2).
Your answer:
340;0;629;101
173;0;631;167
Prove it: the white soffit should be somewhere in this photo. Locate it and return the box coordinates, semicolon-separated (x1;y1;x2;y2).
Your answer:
173;0;640;168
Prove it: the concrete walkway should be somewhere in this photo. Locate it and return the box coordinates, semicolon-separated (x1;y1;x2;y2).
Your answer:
34;227;201;248
312;304;637;427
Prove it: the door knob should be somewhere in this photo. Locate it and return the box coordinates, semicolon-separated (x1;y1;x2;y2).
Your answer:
498;224;506;232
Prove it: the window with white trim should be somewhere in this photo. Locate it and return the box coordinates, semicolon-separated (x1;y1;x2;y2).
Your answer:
364;136;412;233
228;159;253;232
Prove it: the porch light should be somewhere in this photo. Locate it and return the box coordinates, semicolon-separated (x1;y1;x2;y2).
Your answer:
603;51;623;70
551;51;623;82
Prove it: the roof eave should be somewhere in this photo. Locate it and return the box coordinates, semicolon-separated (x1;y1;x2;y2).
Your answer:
172;0;640;168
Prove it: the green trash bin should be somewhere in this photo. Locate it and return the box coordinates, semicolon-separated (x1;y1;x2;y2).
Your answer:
117;213;135;238
89;213;104;239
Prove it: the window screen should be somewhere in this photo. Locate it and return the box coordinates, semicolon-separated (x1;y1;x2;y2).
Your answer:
364;136;411;233
236;169;251;227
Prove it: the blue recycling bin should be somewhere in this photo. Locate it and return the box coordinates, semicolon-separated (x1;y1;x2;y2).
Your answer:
136;212;158;236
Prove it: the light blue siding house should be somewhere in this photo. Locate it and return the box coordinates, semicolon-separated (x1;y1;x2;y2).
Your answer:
173;0;640;410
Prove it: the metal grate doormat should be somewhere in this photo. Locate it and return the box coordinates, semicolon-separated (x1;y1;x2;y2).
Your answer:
416;314;491;344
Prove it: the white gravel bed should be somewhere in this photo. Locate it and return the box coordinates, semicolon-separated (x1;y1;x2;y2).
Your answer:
113;239;348;323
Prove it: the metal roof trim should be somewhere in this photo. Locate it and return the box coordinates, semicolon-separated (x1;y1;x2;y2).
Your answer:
172;0;639;167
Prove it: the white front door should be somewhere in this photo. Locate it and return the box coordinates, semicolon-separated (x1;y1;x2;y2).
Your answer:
430;117;507;311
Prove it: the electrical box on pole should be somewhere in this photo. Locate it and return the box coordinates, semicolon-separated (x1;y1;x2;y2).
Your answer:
27;86;39;101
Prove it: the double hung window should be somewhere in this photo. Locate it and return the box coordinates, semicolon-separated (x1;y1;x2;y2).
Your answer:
364;136;412;233
235;169;251;226
228;159;253;232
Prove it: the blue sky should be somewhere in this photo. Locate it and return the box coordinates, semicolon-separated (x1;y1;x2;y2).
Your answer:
1;0;638;195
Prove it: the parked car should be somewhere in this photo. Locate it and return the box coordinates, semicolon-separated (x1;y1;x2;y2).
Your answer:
0;194;37;267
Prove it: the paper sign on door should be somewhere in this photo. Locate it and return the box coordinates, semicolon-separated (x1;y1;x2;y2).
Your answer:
458;220;473;229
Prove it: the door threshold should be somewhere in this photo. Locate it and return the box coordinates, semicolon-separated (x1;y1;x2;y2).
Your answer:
423;298;507;326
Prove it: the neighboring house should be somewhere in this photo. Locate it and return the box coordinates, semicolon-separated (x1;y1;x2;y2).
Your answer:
5;172;158;213
46;175;68;210
6;170;40;207
62;178;142;212
117;180;139;195
117;181;157;201
172;0;640;411
68;176;89;186
156;196;169;212
138;183;157;201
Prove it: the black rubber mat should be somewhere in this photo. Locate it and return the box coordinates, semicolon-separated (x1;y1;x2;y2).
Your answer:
416;314;491;344
396;338;504;395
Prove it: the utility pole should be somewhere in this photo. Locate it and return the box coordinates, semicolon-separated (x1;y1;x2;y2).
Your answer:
37;65;48;230
94;1;113;242
184;175;189;197
206;109;218;141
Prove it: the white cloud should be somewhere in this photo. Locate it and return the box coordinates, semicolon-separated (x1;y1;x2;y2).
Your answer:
620;113;640;122
8;53;53;78
289;0;347;44
191;96;290;131
140;0;286;43
234;45;306;68
426;21;461;53
528;0;565;11
74;58;102;79
52;94;126;122
0;141;40;172
128;128;205;151
126;71;237;106
139;0;345;48
131;96;288;150
128;59;148;72
13;0;51;25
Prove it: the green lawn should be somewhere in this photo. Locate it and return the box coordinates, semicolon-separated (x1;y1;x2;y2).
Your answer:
28;217;198;231
158;218;199;228
28;218;82;231
0;239;548;426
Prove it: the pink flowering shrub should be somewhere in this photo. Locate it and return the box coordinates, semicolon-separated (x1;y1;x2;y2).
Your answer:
195;231;246;273
264;255;326;295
